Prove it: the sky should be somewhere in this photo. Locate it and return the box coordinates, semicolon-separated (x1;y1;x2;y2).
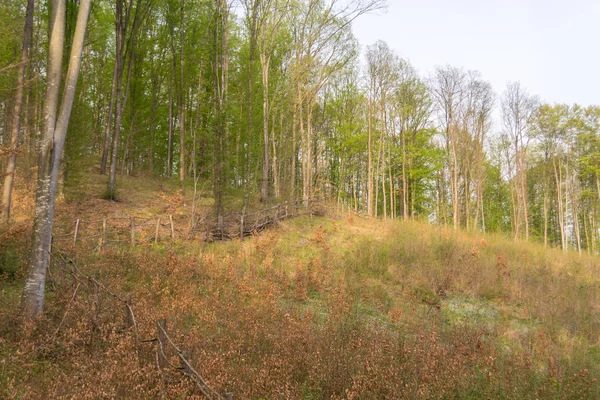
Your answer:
352;0;600;107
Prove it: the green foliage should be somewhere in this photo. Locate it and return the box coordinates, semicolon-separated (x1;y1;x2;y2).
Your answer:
101;187;118;201
0;241;21;279
0;0;23;106
483;160;512;233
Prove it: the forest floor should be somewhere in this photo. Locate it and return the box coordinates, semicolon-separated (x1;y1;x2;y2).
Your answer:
2;170;600;399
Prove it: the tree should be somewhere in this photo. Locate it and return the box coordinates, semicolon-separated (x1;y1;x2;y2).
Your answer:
430;66;467;229
365;41;396;217
22;0;91;321
256;0;289;202
501;82;538;241
213;0;230;220
106;0;150;198
392;60;435;220
2;0;35;223
576;106;600;253
461;74;494;231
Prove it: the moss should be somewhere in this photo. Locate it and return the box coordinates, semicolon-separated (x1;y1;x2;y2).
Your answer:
442;297;499;326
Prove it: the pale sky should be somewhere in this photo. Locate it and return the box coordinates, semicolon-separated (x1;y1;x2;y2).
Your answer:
352;0;600;106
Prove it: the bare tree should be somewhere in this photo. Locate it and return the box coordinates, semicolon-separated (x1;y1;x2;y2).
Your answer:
501;82;538;241
463;74;494;231
430;66;467;229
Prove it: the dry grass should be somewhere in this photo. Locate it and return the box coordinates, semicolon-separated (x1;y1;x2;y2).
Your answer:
2;174;600;398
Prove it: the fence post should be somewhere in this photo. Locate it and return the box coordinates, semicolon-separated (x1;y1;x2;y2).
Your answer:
60;255;72;287
180;350;191;375
74;219;81;245
71;258;78;287
102;218;107;249
205;216;211;241
169;215;175;240
124;297;133;330
218;215;224;239
90;276;100;347
130;216;136;246
124;297;141;363
157;319;168;369
240;204;247;239
155;217;161;244
189;213;195;240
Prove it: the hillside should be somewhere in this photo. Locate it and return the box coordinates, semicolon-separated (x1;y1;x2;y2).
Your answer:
1;172;600;399
2;0;600;398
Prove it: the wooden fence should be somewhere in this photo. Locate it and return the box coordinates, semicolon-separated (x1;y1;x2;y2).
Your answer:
51;215;175;248
190;199;319;241
43;200;338;397
51;199;320;248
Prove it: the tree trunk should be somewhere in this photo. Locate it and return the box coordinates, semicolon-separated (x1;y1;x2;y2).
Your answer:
247;0;258;196
191;71;201;176
543;190;548;248
179;85;185;190
179;0;185;192
569;162;582;254
450;126;459;229
23;91;31;174
302;100;313;204
260;53;270;202
108;0;128;195
213;0;228;219
553;158;566;251
298;87;306;201
22;0;90;321
367;93;373;216
388;142;394;219
521;153;529;241
401;123;408;220
148;76;160;174
290;93;297;198
591;210;597;255
2;0;35;224
108;46;133;195
271;110;280;199
380;98;387;219
101;75;117;175
167;68;174;177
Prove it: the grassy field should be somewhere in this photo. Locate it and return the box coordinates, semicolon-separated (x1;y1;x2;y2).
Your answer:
2;172;600;399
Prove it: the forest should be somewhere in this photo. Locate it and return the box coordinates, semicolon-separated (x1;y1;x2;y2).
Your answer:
3;1;600;398
2;0;600;251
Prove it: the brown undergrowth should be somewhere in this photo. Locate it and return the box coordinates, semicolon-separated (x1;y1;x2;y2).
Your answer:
2;176;600;398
